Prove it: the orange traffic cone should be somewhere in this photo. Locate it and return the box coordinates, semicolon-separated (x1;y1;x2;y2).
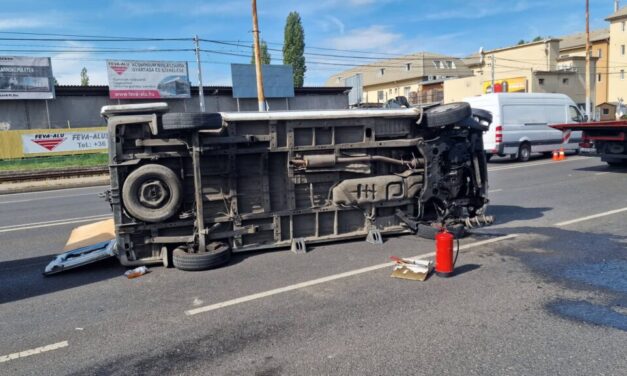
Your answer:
552;150;559;161
558;147;566;161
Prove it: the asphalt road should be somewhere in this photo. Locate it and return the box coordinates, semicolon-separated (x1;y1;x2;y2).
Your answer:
0;154;626;376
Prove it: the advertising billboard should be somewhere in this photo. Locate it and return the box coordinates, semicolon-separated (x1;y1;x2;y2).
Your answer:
0;56;55;100
106;60;190;99
483;77;527;94
21;129;108;155
231;64;294;99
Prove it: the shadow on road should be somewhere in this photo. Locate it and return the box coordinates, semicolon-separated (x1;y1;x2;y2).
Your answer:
0;254;123;304
496;225;627;331
486;205;551;225
452;263;480;277
575;164;627;173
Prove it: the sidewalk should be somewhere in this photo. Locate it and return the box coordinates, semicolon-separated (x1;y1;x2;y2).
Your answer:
0;174;109;194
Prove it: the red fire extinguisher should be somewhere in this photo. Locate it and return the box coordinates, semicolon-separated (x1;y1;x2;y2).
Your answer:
435;227;457;277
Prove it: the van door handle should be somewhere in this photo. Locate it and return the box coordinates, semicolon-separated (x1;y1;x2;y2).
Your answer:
524;122;548;126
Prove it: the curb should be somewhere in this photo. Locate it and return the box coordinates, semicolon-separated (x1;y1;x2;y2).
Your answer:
0;174;110;194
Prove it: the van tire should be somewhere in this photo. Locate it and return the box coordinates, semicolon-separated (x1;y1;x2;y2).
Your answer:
424;102;472;127
172;243;232;271
517;143;531;162
162;112;222;131
122;164;183;223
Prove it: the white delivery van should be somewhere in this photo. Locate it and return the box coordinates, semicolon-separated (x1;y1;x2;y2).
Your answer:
464;93;583;161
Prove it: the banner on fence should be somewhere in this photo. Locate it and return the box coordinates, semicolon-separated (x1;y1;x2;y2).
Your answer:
21;130;108;154
0;56;55;100
106;60;190;99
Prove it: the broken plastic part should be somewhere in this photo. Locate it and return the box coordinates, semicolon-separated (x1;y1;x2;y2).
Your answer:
44;240;116;276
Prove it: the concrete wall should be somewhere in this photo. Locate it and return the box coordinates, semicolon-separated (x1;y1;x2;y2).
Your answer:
444;76;483;103
561;40;609;105
0;89;349;130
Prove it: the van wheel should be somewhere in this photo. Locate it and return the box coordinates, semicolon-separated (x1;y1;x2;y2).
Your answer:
485;154;492;162
517;143;531;162
172;243;232;271
424;102;472;127
122;164;183;223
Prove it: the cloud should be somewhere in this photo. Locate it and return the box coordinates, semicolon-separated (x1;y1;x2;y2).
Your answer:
0;17;50;30
49;42;108;85
327;25;402;51
318;15;346;34
423;0;540;21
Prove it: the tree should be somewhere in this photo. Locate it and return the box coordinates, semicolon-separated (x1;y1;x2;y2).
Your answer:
532;36;543;42
517;39;526;45
283;11;306;87
80;67;89;86
52;77;59;86
251;39;271;65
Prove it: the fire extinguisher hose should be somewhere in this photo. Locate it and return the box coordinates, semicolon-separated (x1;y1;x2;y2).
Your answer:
453;238;460;267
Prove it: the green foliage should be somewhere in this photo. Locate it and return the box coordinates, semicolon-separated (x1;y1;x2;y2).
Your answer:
0;153;108;171
517;39;526;45
80;67;89;86
250;39;272;65
283;11;306;87
532;36;543;42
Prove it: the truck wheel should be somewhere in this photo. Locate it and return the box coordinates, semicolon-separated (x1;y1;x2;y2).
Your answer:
424;102;472;128
122;164;183;223
517;143;531;162
172;243;232;271
162;112;222;131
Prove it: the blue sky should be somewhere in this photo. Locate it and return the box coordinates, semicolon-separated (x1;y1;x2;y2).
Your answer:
0;0;616;86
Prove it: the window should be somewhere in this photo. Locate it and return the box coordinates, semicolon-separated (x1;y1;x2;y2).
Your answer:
562;78;569;85
378;68;385;76
377;90;384;102
538;78;545;85
405;63;411;71
569;106;584;122
443;60;456;69
622;70;625;80
603;108;610;115
623;21;626;31
622;45;625;56
598;49;602;58
404;86;411;96
432;60;441;68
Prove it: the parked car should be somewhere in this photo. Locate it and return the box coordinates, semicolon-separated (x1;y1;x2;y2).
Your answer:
82;102;491;271
464;93;583;161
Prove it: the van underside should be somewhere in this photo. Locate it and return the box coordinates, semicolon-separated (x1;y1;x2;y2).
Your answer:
102;103;491;270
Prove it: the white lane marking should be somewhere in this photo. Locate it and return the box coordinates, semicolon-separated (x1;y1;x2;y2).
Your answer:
594;171;610;176
555;206;627;227
488;156;586;172
0;192;97;205
488;189;503;193
0;341;68;363
0;185;108;198
0;214;111;233
185;234;518;316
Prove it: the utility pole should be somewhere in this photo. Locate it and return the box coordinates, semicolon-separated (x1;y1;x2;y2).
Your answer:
193;35;206;112
251;0;266;111
491;54;496;93
585;0;591;119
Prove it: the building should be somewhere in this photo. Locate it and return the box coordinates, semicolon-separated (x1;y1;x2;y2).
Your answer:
325;52;472;106
0;85;349;130
558;29;610;106
606;5;627;103
444;39;597;109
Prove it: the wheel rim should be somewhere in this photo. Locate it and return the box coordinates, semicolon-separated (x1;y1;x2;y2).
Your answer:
138;179;170;209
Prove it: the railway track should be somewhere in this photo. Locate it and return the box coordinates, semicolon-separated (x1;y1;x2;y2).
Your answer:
0;167;109;183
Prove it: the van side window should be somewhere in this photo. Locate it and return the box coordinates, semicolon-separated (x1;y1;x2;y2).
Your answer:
569;106;583;122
